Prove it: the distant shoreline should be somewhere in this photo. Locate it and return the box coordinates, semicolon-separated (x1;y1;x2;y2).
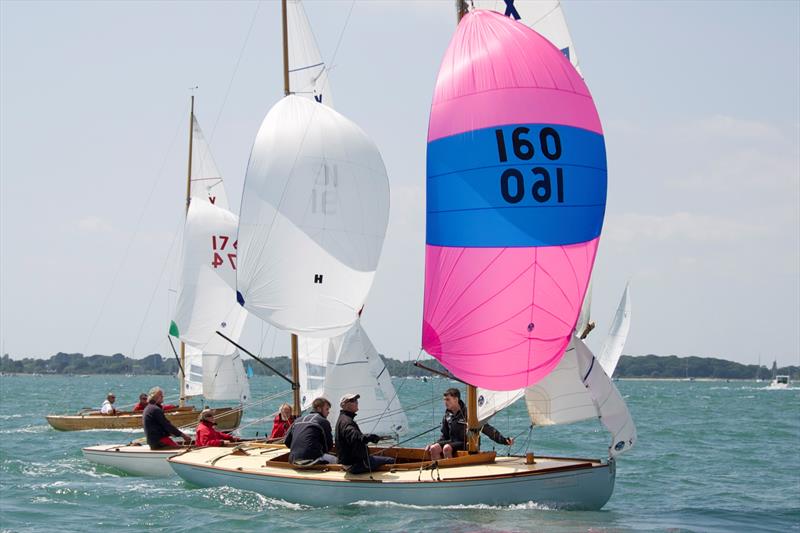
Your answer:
2;352;798;380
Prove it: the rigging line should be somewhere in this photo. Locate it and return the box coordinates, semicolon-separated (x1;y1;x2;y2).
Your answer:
129;220;183;358
82;111;184;356
360;347;425;432
370;424;440;456
325;0;356;74
209;0;262;143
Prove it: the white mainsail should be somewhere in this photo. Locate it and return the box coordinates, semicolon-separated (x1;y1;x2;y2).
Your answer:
170;114;249;402
182;344;204;398
525;336;636;457
298;335;336;409
171;200;247;352
298;321;408;436
201;352;251;403
236;95;390;338
575;281;593;338
471;0;581;74
323;320;409;437
287;0;333;107
597;283;631;377
190;116;229;209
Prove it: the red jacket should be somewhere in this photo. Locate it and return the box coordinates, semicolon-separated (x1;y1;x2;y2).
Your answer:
195;420;236;447
270;414;293;439
134;402;174;413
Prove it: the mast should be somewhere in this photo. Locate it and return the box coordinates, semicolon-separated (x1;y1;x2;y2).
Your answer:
180;94;195;407
282;0;290;96
281;0;301;416
453;0;479;453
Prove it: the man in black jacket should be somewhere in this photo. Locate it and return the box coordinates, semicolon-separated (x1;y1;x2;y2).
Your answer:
285;397;336;465
335;394;395;474
425;387;514;460
143;387;190;449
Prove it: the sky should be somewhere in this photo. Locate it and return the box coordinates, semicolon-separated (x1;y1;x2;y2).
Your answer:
1;0;798;367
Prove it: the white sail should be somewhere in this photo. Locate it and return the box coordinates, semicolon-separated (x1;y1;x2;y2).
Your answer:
471;0;581;74
597;283;631;377
170;200;247;353
190;116;229;209
287;0;333;107
298;335;337;409
574;281;593;338
322;320;408;437
525;336;636;457
201;351;251;403
476;389;523;423
236;95;390;338
182;344;204;398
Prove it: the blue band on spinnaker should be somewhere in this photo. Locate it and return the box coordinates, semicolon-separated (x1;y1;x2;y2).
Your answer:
426;124;606;247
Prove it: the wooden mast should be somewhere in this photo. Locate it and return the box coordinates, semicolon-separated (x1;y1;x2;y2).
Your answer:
281;0;301;417
454;0;479;454
180;94;195;407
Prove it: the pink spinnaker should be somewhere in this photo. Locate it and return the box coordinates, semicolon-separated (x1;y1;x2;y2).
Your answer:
423;10;605;390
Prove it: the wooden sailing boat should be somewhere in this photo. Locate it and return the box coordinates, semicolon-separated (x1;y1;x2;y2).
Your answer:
49;97;242;433
169;3;635;509
80;98;254;475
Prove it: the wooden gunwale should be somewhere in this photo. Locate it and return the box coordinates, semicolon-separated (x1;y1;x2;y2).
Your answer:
169;448;607;484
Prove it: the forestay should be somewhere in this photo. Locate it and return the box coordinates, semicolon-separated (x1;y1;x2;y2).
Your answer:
524;336;636;457
236;95;390;338
423;10;607;390
470;0;581;75
287;0;333;107
597;283;631;377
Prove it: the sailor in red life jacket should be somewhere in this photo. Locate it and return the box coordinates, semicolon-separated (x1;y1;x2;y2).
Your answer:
132;393;148;412
195;409;240;447
269;403;294;440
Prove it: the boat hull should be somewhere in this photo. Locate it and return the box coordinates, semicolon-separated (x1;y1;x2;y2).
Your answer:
82;445;182;477
169;447;616;509
46;407;241;432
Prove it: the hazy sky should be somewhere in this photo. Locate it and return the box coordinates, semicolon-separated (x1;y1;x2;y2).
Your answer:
1;0;798;367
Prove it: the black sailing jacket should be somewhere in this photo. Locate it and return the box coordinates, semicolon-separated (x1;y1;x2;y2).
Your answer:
437;400;509;451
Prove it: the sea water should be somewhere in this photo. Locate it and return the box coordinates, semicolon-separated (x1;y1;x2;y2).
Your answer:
0;375;798;532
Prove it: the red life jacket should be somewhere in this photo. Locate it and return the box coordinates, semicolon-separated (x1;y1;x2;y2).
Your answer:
195;420;234;447
270;414;293;439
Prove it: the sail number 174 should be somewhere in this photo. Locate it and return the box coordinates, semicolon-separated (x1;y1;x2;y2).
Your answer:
494;127;564;204
212;235;237;270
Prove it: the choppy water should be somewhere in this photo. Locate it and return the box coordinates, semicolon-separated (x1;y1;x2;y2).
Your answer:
0;375;798;532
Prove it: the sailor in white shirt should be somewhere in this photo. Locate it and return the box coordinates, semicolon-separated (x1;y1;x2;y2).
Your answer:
100;392;118;415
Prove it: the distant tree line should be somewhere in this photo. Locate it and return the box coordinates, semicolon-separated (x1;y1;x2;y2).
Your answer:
1;352;797;380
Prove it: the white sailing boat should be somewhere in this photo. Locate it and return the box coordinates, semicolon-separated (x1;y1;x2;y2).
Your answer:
83;98;250;476
169;2;635;509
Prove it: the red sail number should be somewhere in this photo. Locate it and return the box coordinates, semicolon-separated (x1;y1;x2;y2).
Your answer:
211;235;237;270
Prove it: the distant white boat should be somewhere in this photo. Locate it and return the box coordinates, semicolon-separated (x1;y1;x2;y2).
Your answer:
766;375;790;390
765;361;790;389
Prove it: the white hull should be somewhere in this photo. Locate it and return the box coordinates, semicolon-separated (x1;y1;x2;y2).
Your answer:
82;445;183;477
169;446;615;510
